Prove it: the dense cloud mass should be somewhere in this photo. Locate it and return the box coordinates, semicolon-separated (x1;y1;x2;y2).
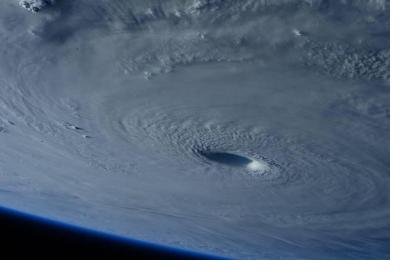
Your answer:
18;0;55;13
0;0;389;259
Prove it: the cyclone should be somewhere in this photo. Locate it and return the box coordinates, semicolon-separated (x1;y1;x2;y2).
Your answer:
0;0;389;259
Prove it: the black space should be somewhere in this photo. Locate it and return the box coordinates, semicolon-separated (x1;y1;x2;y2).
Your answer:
0;207;224;260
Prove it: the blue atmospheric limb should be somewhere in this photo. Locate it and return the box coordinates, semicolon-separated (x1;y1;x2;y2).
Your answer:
0;206;228;259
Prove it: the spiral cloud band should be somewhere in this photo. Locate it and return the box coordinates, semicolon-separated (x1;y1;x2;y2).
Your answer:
0;0;389;259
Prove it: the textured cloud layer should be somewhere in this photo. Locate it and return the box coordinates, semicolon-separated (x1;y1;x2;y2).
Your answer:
1;0;389;259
